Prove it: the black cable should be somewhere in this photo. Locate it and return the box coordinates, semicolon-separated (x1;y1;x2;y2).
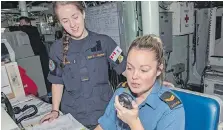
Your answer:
138;27;143;31
15;105;38;124
136;1;138;14
159;5;168;10
206;2;213;63
159;1;169;10
136;1;142;37
184;34;190;88
166;69;173;73
200;66;211;92
192;9;197;66
206;69;223;74
210;70;223;73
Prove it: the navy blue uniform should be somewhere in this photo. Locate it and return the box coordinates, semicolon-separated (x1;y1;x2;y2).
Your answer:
48;31;126;127
99;81;185;130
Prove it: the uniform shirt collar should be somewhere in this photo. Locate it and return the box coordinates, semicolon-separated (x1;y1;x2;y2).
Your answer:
140;80;162;110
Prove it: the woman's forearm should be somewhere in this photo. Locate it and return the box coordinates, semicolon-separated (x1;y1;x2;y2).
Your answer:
52;84;64;111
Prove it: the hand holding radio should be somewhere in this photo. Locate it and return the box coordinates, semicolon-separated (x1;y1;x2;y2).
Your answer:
114;93;139;126
118;92;134;109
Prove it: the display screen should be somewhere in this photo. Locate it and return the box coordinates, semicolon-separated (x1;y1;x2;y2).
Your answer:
1;42;10;62
215;16;222;40
1;43;9;56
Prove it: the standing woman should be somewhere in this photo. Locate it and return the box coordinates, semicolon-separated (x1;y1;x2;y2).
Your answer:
40;1;127;129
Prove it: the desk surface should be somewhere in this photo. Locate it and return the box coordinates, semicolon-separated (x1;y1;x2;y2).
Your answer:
1;107;20;130
10;95;53;128
3;95;87;130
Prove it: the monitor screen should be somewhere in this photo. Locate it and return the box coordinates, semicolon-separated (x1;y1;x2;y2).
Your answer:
215;16;221;40
1;42;11;63
213;9;223;58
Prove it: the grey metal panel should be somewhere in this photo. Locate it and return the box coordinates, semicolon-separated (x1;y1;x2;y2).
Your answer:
195;9;209;75
159;12;173;53
85;2;138;55
2;31;35;60
165;35;189;86
85;2;122;46
17;56;47;97
165;9;210;86
187;9;210;85
118;1;138;55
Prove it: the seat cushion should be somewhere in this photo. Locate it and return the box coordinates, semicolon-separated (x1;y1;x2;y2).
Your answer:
173;90;220;130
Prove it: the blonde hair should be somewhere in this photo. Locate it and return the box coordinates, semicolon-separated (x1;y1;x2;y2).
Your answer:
127;34;165;82
53;1;85;66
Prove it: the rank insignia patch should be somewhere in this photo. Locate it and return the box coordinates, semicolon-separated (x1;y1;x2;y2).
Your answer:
160;91;181;109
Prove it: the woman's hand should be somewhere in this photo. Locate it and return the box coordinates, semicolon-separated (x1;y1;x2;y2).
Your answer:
40;111;59;124
114;96;139;126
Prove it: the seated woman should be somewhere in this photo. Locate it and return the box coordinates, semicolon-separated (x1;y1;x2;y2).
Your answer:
95;34;185;130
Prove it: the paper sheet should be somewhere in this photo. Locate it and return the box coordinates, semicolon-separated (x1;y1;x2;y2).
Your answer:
27;113;88;130
4;62;25;98
1;66;13;95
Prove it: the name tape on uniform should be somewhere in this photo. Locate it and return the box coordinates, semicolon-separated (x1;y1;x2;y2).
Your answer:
109;46;122;62
87;53;105;60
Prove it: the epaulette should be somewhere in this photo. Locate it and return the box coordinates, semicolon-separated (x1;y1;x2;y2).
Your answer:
121;82;128;88
117;81;128;88
160;91;181;110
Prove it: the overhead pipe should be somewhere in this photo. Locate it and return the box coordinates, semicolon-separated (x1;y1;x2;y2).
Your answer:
19;1;28;17
141;1;160;36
